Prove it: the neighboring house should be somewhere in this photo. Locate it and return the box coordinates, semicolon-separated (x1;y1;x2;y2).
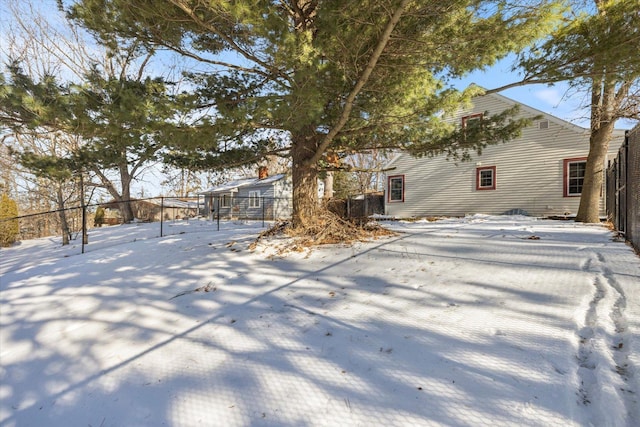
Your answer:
100;198;200;224
199;167;294;220
384;92;626;218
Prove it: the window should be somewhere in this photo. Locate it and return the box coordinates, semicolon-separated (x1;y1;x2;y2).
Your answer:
476;166;496;190
248;190;260;208
563;158;587;197
462;113;483;129
462;113;483;141
388;175;404;202
220;194;232;208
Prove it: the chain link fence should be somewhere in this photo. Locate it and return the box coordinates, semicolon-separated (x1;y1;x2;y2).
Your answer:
2;193;385;254
327;193;385;220
0;196;281;254
606;126;640;251
201;195;291;223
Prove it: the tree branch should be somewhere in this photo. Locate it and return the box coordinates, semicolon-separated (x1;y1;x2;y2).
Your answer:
154;40;280;81
168;0;289;83
483;77;564;94
305;0;411;167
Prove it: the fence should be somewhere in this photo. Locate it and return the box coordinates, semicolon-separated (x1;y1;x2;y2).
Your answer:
201;195;291;223
2;190;388;252
0;196;278;254
606;125;640;251
327;193;385;220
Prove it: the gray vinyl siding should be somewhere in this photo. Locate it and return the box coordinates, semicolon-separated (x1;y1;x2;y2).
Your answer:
236;177;293;219
203;175;293;220
385;93;625;218
270;177;293;219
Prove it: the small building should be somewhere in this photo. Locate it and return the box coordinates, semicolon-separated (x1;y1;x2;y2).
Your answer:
199;168;293;220
384;92;626;218
99;198;200;224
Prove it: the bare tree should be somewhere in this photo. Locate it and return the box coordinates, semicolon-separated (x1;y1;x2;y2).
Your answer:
0;0;94;242
487;0;640;222
1;0;179;224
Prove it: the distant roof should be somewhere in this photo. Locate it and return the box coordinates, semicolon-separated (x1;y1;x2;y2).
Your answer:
199;173;287;194
100;198;200;209
147;198;200;209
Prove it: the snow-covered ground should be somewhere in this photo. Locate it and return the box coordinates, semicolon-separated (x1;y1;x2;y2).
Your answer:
1;215;639;427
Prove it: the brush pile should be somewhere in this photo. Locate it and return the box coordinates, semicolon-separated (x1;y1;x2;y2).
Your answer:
249;210;393;251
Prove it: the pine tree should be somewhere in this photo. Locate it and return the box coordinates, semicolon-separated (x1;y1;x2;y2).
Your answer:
69;55;184;222
66;0;563;228
0;51;185;223
0;193;20;247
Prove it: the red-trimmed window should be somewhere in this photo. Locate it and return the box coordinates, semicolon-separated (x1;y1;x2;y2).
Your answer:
476;166;496;190
388;175;404;202
563;158;587;197
462;113;483;129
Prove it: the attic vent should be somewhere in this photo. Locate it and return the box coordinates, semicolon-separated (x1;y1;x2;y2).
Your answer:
539;120;549;129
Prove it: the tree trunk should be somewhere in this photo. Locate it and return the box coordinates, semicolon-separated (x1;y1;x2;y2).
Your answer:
575;77;616;223
291;133;319;228
119;163;135;222
575;124;613;222
90;164;135;223
56;186;70;245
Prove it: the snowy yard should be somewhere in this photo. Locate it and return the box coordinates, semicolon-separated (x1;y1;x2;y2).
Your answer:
1;216;639;426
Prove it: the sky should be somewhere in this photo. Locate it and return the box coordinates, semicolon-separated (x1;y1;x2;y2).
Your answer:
455;62;593;128
0;0;635;199
1;215;639;426
0;0;614;129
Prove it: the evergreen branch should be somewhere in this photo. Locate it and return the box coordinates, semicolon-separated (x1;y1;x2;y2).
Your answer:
484;77;565;94
154;41;277;80
485;73;636;95
307;0;411;167
136;50;154;82
168;0;289;83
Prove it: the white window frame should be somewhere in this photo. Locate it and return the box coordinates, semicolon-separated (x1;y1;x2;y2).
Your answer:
248;190;260;208
388;175;404;203
220;194;232;208
476;166;496;191
564;158;587;197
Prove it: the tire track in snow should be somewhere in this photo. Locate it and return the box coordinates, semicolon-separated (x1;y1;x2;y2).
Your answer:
599;254;639;424
576;272;603;409
576;252;638;426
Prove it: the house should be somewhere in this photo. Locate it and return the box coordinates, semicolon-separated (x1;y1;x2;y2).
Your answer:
99;198;200;224
199;167;294;220
384;92;626;218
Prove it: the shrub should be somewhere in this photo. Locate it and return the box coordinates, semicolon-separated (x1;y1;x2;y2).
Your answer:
94;206;105;227
0;193;19;247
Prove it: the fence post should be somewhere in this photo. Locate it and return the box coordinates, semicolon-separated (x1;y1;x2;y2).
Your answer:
79;173;88;248
82;205;86;254
160;196;164;237
365;195;369;218
216;196;220;231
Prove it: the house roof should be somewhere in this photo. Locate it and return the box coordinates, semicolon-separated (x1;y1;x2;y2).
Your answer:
100;198;200;209
147;198;200;209
384;91;627;169
475;91;624;139
199;173;287;195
